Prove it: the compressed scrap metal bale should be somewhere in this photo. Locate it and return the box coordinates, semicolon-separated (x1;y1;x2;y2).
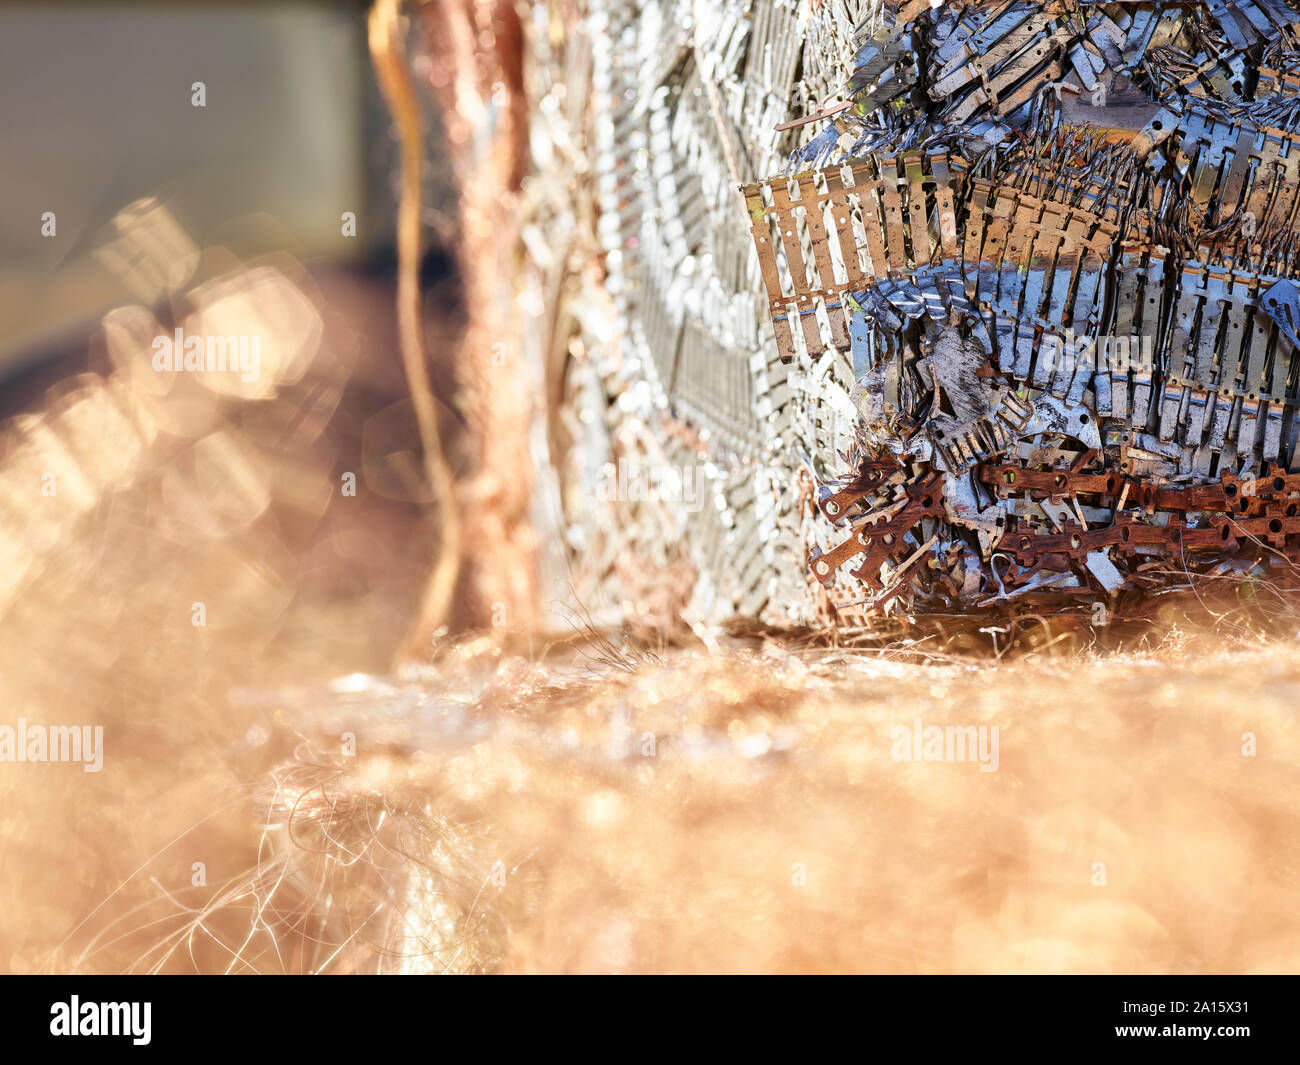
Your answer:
527;0;897;630
742;0;1300;617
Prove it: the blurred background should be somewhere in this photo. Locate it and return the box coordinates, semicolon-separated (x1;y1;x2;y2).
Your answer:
0;0;501;666
1;2;381;358
0;0;529;972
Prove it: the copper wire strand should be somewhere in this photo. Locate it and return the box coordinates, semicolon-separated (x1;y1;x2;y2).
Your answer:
368;0;462;642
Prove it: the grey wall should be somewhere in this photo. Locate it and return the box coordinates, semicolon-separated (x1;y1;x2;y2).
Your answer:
0;1;381;369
